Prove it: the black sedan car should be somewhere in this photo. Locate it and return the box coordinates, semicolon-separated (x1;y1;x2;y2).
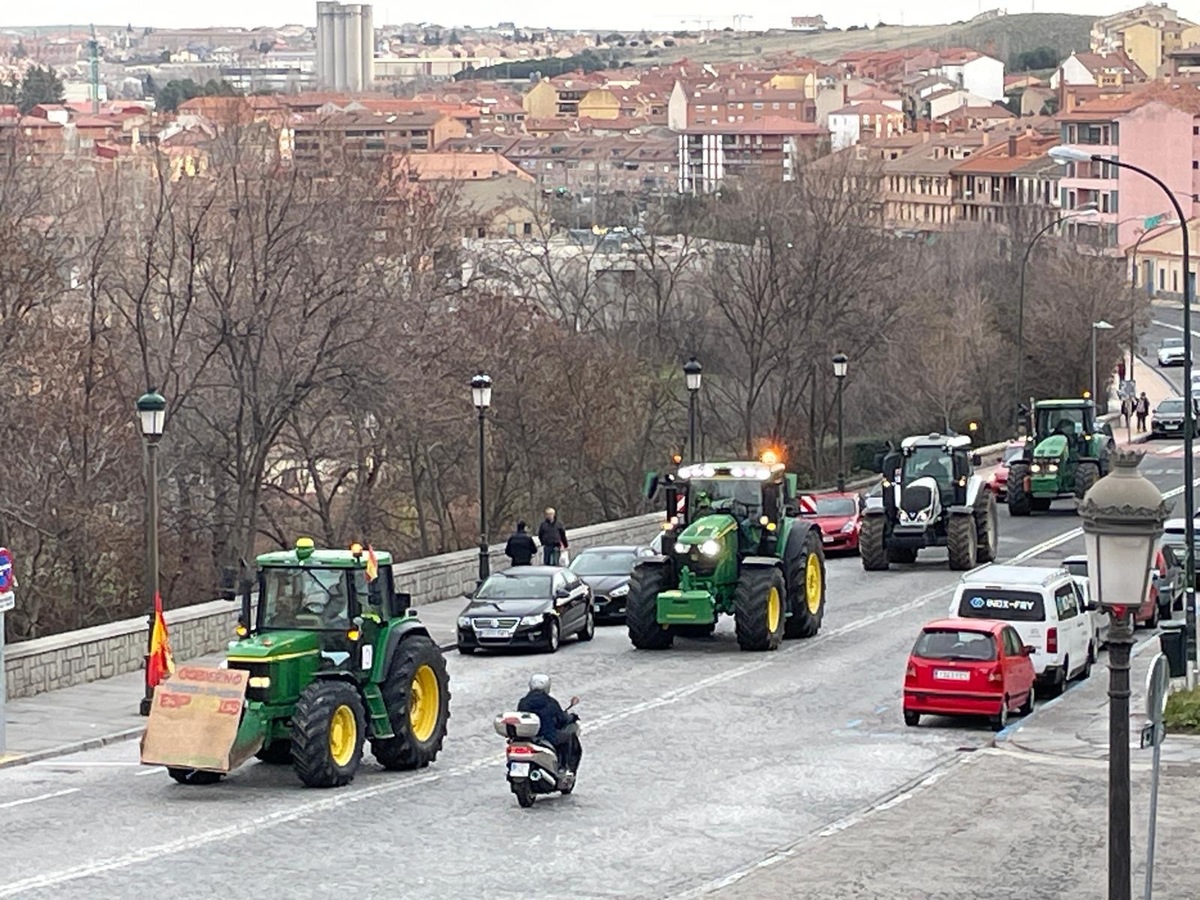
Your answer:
455;566;594;654
567;545;655;622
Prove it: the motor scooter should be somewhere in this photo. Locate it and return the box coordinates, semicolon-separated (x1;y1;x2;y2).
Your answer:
493;697;582;808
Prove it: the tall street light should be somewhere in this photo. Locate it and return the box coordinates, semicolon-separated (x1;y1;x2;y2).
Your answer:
1092;320;1115;413
1015;201;1099;429
471;373;492;586
833;353;848;491
1127;216;1178;386
684;357;702;463
1078;449;1169;900
1050;144;1196;685
136;389;166;717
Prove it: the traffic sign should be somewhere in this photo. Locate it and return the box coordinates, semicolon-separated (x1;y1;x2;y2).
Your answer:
1144;213;1165;230
0;547;12;594
1146;652;1170;724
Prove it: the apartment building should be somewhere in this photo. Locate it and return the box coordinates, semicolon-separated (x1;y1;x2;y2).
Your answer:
676;118;827;194
1091;3;1200;77
951;132;1061;229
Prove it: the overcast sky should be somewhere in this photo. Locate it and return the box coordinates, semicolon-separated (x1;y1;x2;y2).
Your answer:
3;1;1200;33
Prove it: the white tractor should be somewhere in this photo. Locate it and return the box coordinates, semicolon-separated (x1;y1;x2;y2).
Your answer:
860;433;997;571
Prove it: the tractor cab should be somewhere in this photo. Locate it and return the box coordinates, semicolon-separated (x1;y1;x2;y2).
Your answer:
244;539;410;674
882;434;979;509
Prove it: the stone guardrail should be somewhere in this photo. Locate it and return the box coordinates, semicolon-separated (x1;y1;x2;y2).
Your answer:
3;443;1014;701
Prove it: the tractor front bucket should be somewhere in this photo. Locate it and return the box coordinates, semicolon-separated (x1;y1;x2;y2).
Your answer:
656;589;716;624
140;666;264;774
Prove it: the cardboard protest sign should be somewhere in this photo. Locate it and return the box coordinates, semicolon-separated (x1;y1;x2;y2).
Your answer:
140;666;253;773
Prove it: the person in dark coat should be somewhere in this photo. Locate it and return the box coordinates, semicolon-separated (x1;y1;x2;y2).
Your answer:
537;507;568;566
504;521;537;567
1136;392;1150;433
516;673;577;770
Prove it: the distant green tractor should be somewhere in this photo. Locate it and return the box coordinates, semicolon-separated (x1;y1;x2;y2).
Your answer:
1007;398;1116;516
628;454;827;652
141;538;450;788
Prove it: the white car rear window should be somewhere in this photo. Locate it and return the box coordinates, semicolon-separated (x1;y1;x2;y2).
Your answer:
957;589;1046;622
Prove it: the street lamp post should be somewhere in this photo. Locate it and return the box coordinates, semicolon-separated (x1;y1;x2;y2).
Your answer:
1092;320;1115;413
684;357;702;463
136;389;166;717
1050;144;1196;686
1078;449;1169;900
833;353;848;491
1129;217;1180;384
471;373;492;586
1015;202;1099;429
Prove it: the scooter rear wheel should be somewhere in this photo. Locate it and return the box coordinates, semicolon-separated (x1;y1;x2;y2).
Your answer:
513;781;536;808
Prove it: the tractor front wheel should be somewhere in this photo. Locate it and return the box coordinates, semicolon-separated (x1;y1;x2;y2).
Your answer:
1007;464;1032;517
1075;461;1100;501
626;564;674;650
290;680;366;788
974;489;998;563
734;566;787;652
372;634;451;771
167;768;223;785
860;515;889;571
947;514;978;571
784;525;825;639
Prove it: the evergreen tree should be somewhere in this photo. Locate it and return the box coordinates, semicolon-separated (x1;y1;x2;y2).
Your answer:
18;65;65;114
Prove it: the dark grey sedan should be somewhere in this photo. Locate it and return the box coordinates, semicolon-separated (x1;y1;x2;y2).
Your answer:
567;545;655;622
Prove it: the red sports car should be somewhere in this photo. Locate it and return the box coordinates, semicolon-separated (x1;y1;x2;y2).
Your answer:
988;441;1029;501
801;492;862;554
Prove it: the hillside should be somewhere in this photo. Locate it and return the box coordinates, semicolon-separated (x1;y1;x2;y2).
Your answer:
619;13;1093;69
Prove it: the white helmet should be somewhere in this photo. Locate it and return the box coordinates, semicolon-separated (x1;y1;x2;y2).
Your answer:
529;673;551;693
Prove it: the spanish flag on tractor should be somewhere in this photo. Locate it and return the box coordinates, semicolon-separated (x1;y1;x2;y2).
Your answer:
365;544;379;582
146;591;175;689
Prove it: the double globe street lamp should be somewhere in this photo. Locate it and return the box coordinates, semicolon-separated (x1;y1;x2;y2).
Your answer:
1079;450;1170;900
136;389;166;717
471;373;493;586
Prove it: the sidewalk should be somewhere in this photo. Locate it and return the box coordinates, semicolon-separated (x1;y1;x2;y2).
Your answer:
0;600;464;770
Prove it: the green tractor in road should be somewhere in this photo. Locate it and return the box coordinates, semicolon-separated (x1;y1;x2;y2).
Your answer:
629;453;827;652
1007;398;1116;516
140;538;450;788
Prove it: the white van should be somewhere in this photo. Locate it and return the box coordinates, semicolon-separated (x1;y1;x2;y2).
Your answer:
949;564;1095;696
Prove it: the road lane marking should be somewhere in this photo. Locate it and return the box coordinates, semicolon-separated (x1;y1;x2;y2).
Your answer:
0;789;79;811
6;482;1195;895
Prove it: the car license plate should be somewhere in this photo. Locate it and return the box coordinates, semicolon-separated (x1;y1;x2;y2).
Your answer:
478;628;509;639
934;669;970;681
822;535;833;543
509;762;530;777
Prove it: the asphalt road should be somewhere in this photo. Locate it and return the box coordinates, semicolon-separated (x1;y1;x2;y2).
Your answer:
0;456;1190;900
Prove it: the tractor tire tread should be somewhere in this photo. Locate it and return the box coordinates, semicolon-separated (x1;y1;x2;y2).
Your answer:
947;513;978;571
371;634;451;771
860;515;890;571
783;525;825;639
290;680;366;788
734;566;787;652
626;564;674;650
1007;463;1033;517
974;489;998;563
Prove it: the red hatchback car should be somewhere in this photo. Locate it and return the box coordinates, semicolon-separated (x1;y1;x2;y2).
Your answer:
801;491;862;554
904;618;1037;732
987;442;1028;501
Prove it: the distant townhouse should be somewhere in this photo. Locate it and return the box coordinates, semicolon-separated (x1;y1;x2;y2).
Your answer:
289;108;466;170
950;131;1062;229
1091;3;1200;77
828;101;906;151
667;80;816;132
1050;50;1148;89
878;133;986;230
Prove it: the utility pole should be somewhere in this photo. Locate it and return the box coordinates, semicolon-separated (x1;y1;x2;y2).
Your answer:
88;24;100;115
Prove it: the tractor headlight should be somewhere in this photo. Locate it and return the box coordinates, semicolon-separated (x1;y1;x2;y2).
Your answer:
700;539;721;556
248;676;271;689
1048;463;1059;473
610;583;630;597
1030;464;1041;473
457;616;471;627
520;614;544;627
674;541;688;554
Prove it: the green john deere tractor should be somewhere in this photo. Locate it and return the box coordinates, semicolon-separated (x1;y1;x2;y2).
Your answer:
140;538;450;788
1007;398;1116;516
628;454;827;652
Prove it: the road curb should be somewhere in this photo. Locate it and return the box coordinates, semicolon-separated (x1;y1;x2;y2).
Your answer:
0;726;145;771
0;640;460;772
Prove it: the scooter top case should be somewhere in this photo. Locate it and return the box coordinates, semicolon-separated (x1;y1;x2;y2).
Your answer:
494;711;540;739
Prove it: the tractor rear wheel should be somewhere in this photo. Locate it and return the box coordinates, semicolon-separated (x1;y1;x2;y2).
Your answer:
290;680;366;788
734;566;787;652
860;515;889;571
167;768;223;785
372;634;451;771
626;564;673;650
255;740;293;764
1007;464;1032;516
974;489;998;563
784;525;825;639
1075;461;1100;501
947;514;978;571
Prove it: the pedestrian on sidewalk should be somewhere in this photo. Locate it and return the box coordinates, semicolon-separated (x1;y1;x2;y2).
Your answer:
1135;392;1150;432
504;521;537;568
538;507;569;566
1120;395;1132;430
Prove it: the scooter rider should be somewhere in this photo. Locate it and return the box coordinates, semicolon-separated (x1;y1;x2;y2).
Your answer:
517;673;578;771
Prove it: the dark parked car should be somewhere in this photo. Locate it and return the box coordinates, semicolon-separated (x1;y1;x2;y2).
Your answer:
455;566;594;655
1151;397;1194;438
567;545;655;622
